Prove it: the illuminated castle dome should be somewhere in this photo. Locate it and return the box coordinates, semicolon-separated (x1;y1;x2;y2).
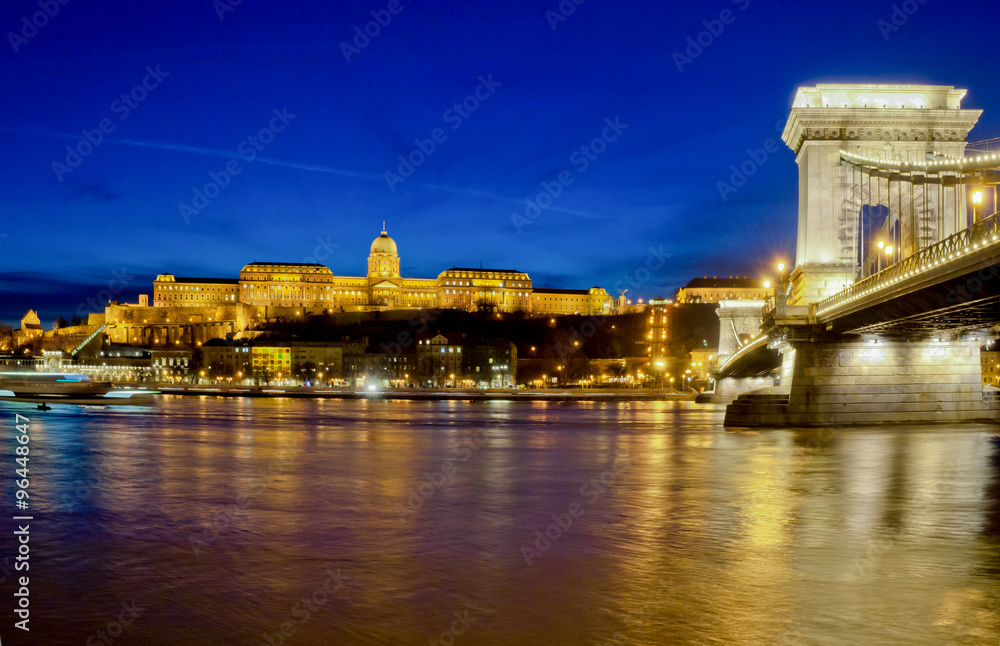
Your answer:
368;222;400;278
370;223;398;255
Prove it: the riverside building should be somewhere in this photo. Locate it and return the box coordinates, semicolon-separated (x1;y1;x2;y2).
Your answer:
151;224;613;316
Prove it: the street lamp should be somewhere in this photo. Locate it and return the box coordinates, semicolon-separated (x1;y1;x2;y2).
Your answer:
973;188;984;222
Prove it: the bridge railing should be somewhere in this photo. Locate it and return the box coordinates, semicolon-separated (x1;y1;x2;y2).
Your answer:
816;209;1000;318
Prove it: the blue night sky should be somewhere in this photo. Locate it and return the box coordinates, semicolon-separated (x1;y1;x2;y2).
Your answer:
1;0;998;325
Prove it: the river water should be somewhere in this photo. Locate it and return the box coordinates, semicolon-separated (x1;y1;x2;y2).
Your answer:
0;397;998;645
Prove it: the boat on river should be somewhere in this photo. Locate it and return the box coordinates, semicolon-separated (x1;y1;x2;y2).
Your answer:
0;372;158;405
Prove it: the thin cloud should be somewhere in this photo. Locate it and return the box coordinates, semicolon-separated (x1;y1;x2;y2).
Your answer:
2;125;606;217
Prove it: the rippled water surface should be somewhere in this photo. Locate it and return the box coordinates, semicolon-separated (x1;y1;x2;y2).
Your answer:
1;396;999;645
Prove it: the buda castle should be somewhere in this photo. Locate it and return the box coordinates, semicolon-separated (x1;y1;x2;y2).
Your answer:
152;225;613;316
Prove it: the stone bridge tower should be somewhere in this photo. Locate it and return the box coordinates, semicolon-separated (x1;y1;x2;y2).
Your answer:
715;299;766;367
781;84;981;305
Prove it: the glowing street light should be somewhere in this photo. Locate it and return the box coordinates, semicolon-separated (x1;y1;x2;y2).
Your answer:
973;188;984;222
876;240;886;271
776;262;787;292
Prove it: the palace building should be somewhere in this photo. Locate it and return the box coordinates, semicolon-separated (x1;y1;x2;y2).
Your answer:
151;225;613;316
675;276;772;304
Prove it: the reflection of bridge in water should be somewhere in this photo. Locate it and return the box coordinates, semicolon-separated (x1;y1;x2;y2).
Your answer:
719;84;1000;426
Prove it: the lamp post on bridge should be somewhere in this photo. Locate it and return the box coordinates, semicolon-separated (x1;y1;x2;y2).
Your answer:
875;241;894;271
973;188;983;223
775;262;787;315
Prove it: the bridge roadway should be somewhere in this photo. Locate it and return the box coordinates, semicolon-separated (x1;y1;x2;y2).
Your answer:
719;208;1000;385
718;198;1000;425
816;207;1000;335
720;85;1000;425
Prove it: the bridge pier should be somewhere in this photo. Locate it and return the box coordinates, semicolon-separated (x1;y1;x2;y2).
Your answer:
713;376;775;405
725;336;998;426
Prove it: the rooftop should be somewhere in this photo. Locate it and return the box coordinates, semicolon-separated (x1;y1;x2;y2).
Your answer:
173;277;240;285
240;262;333;275
441;267;528;276
682;277;765;289
534;288;590;295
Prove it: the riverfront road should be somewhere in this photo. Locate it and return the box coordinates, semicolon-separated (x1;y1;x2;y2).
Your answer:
153;385;698;402
0;398;997;644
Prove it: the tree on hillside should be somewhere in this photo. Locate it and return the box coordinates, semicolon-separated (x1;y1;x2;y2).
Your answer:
0;323;12;352
294;360;318;384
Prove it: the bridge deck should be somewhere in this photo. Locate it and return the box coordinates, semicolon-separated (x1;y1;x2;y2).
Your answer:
816;208;1000;334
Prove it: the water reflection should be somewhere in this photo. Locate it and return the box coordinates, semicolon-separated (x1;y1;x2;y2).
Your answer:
0;398;997;644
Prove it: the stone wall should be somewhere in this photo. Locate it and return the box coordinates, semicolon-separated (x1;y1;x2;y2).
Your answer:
713;376;775;404
726;338;999;426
